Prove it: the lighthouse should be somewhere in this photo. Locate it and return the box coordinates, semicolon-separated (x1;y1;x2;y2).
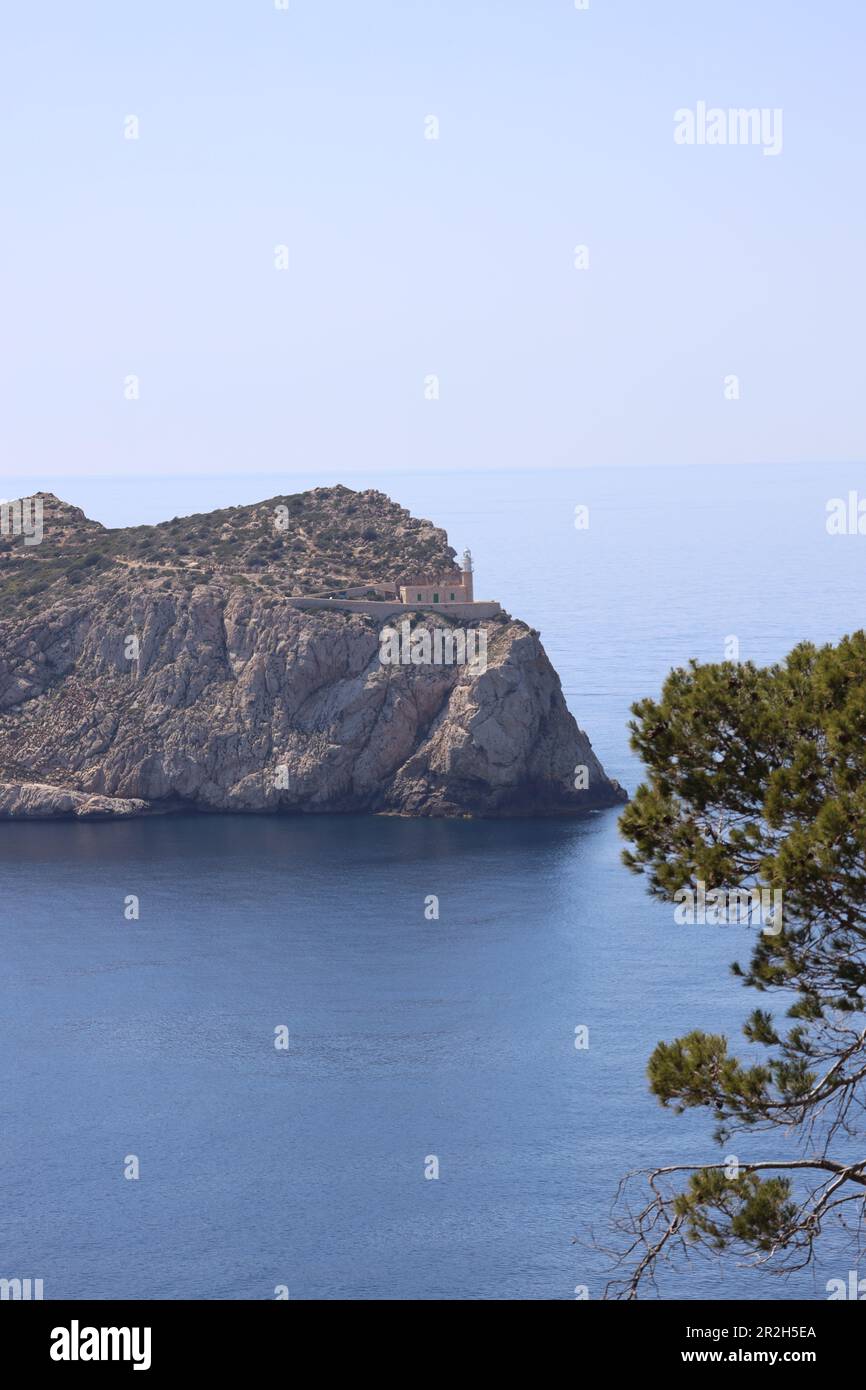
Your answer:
461;548;474;602
397;548;476;605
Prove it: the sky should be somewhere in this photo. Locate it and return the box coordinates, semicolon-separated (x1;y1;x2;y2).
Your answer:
1;0;864;501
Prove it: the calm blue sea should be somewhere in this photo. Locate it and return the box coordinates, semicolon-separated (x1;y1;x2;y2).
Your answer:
3;462;866;1300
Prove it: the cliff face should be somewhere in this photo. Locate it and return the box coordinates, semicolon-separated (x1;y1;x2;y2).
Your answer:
0;491;625;819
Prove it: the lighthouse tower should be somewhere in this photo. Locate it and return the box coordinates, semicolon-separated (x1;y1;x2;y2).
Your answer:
461;548;474;602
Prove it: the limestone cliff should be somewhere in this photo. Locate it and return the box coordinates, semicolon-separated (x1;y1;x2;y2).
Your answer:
0;490;625;819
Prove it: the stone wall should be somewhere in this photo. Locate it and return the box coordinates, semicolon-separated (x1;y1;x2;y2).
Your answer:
285;597;503;620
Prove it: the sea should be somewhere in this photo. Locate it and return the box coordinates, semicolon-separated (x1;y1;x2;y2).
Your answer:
3;461;866;1300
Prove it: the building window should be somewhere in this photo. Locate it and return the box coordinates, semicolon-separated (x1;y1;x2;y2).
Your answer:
417;593;422;601
450;592;455;600
433;592;439;603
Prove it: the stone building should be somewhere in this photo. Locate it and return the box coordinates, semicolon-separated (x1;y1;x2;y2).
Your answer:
399;549;474;605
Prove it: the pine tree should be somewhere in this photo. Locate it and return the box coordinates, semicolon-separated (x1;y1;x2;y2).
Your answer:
605;634;866;1297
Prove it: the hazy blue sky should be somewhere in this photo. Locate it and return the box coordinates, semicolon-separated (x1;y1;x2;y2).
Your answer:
2;0;863;491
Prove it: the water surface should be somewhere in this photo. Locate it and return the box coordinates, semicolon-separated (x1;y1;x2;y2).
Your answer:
3;462;863;1299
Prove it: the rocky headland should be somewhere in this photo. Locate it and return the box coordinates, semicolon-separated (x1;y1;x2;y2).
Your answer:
0;488;626;819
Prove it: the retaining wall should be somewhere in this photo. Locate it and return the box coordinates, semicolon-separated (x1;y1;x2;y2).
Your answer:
285;597;503;621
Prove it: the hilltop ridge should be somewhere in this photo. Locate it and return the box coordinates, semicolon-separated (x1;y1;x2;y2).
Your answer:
0;486;460;613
